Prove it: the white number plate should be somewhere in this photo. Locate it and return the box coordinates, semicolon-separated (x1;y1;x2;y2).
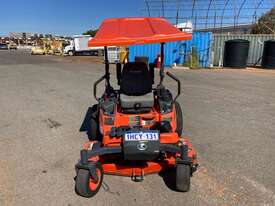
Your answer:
124;132;159;141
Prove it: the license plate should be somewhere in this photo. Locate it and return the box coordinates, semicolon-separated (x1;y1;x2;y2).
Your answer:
124;131;159;141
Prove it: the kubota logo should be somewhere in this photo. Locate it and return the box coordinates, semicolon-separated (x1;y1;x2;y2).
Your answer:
137;142;148;151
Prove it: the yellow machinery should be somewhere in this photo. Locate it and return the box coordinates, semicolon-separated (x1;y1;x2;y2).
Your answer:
119;47;129;64
31;46;46;55
44;39;64;55
31;38;68;55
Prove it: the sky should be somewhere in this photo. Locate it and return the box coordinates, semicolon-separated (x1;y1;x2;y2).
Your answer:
0;0;142;36
0;0;273;36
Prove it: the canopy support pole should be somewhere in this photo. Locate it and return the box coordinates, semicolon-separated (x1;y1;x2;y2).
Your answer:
159;42;165;87
104;46;111;88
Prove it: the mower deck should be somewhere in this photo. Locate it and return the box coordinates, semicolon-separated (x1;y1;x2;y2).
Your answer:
76;137;197;178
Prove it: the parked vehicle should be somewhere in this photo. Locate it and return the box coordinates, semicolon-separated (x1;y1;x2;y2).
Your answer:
8;42;17;50
0;43;8;50
63;35;104;56
31;46;46;55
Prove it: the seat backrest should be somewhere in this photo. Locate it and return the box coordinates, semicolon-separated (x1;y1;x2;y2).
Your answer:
135;56;149;65
120;62;152;96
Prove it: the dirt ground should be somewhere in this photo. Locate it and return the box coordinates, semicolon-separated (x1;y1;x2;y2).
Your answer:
0;50;275;206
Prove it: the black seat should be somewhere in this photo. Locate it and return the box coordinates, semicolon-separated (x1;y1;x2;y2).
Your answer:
120;62;152;96
120;62;154;112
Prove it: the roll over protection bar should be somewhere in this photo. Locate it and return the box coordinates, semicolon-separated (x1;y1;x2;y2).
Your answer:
93;75;106;102
166;71;181;102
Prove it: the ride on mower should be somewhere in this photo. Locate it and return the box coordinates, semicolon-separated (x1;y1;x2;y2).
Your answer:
75;17;198;197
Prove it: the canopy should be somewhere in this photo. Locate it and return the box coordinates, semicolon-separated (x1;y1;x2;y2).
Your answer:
88;17;192;47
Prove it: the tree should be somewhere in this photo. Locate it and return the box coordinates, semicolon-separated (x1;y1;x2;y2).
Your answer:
82;29;98;37
251;8;275;34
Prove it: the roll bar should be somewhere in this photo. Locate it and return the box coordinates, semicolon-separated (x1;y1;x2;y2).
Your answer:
93;46;111;102
104;46;111;87
93;75;105;102
158;42;165;87
166;71;181;102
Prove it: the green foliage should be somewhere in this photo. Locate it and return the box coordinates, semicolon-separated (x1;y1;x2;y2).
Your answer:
82;29;98;37
183;47;200;68
251;8;275;34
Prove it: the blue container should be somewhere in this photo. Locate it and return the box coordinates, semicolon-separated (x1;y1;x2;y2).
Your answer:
129;32;212;68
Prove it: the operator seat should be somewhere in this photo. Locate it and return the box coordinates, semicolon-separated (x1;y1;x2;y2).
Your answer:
119;62;154;113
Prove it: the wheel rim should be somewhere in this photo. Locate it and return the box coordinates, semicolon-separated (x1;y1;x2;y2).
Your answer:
89;168;101;191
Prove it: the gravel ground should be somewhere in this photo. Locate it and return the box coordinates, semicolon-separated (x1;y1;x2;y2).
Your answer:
0;50;275;206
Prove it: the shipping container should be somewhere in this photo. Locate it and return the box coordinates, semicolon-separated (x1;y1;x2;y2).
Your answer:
129;32;212;68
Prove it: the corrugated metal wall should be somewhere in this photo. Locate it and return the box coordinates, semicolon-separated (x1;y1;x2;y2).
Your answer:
129;32;212;68
213;34;275;66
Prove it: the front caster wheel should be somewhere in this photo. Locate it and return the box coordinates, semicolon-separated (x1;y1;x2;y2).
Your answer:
75;164;103;198
176;164;191;192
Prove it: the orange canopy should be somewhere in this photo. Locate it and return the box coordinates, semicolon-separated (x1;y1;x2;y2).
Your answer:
88;17;192;47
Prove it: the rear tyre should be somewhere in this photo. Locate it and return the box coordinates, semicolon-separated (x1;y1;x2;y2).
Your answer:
75;164;103;198
87;104;102;141
176;164;191;192
175;101;183;136
88;118;100;141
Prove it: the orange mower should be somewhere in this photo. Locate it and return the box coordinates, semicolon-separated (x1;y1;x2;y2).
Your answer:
75;17;198;197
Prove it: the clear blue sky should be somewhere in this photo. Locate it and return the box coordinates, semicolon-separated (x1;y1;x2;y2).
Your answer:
0;0;273;36
0;0;142;36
